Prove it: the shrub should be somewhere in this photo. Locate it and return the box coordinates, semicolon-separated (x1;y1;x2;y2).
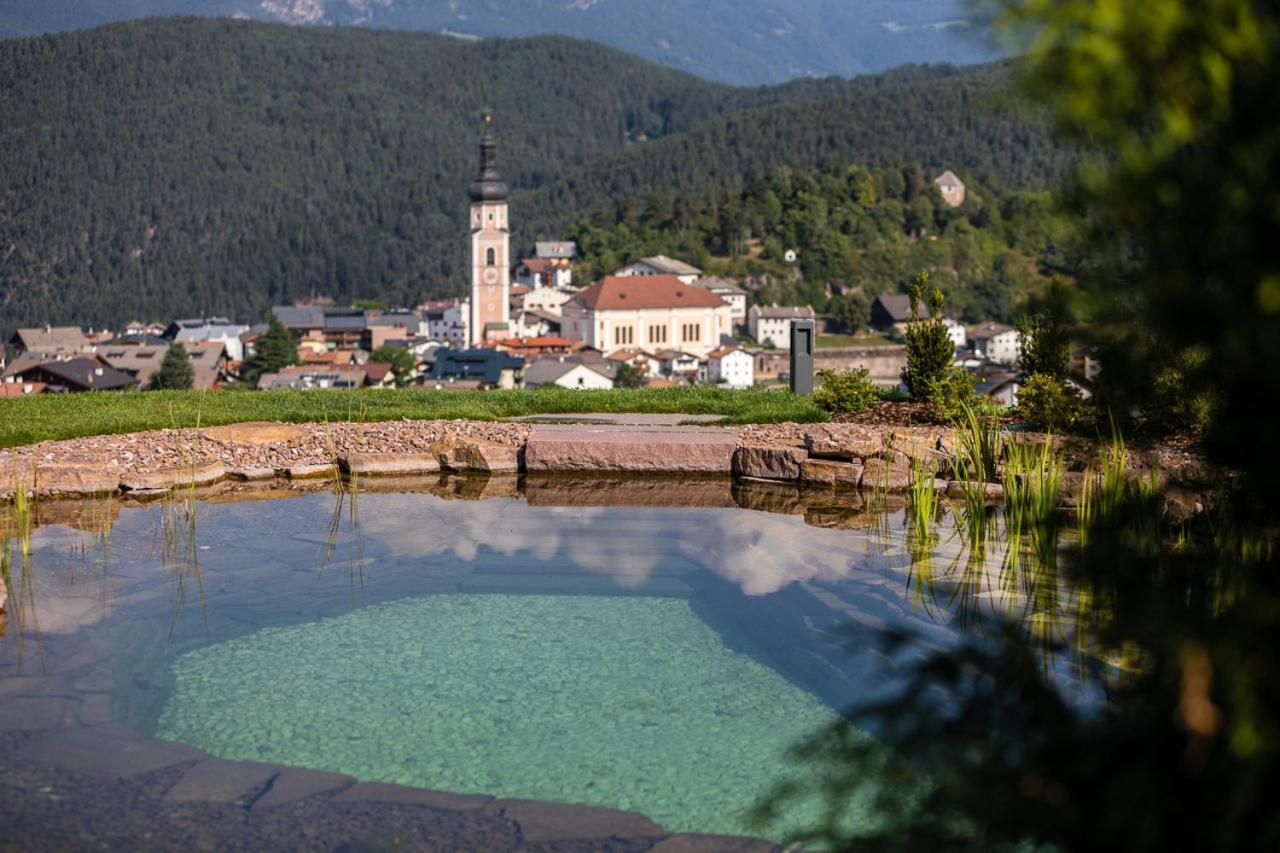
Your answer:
901;270;956;402
814;368;879;413
926;366;981;422
1144;349;1216;433
1016;372;1091;432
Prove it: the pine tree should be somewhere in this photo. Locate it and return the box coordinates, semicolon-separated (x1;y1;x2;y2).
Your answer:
900;271;955;401
149;342;195;390
241;315;298;384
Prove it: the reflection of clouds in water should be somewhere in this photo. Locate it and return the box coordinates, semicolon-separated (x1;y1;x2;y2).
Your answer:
679;510;870;596
358;494;871;597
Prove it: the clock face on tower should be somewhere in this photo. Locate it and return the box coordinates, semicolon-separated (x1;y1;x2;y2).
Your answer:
482;267;499;285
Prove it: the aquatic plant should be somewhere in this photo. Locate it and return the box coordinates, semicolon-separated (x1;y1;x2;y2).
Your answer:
955;402;1003;486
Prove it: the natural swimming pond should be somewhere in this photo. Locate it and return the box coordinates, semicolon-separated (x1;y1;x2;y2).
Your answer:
0;476;1104;842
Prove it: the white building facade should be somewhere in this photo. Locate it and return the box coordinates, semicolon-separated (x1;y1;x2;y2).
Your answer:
707;347;754;389
562;276;732;359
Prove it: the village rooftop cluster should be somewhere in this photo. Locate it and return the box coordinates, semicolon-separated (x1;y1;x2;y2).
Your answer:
0;136;1066;401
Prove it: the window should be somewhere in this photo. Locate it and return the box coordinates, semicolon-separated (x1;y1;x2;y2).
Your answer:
648;325;667;344
681;323;702;343
614;326;634;345
486;248;496;267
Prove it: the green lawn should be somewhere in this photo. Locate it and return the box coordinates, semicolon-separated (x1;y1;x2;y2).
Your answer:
816;333;897;349
0;387;827;448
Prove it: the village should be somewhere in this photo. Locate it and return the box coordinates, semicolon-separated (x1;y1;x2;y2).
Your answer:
0;135;1073;404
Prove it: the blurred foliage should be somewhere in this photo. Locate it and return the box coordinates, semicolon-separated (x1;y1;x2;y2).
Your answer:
758;2;1280;850
1015;371;1089;432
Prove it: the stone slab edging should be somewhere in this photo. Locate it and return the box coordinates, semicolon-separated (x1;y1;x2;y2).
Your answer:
1;418;1209;519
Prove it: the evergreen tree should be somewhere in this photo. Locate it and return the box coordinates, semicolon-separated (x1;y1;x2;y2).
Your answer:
149;342;195;390
900;271;955;401
241;315;298;384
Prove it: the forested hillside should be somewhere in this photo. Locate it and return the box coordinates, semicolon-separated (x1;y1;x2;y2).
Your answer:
569;164;1077;325
0;0;998;85
0;18;1065;335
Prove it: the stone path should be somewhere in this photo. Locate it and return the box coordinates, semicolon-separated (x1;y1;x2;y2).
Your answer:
511;413;727;426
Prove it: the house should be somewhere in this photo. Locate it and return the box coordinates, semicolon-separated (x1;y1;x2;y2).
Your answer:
365;312;423;351
691;277;748;329
97;341;227;390
976;373;1021;407
258;365;368;391
561;275;732;358
870;293;930;331
271;305;369;350
606;348;659;378
7;357;137;392
7;326;91;357
968;321;1021;365
535;241;578;260
493;336;584;362
615;255;703;285
521;287;575;317
514;256;574;290
428;348;524;390
361;363;396;388
942;318;967;348
655;349;702;380
0;381;46;398
935;170;966;208
747;305;817;349
522;357;614;390
707;346;754;389
422;300;469;346
164;318;250;362
508;308;561;339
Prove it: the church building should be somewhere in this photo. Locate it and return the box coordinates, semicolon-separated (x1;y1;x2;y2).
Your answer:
467;121;511;346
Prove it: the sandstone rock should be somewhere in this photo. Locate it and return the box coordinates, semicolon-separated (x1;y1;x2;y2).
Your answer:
803;424;885;460
0;459;36;500
202;422;304;445
34;464;121;497
342;452;441;477
525;475;736;508
332;781;491;811
523;427;738;474
732;480;804;515
946;481;1005;501
803;506;880;530
284;463;337;480
859;457;912;492
886;430;945;470
800;458;864;489
440;440;521;474
732;445;807;481
451;474;522;501
252;767;354;809
226;467;277;482
120;462;225;492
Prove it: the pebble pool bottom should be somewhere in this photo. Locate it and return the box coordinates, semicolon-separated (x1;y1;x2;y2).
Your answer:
155;593;844;839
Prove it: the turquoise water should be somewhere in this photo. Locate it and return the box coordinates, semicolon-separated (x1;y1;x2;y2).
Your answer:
156;592;841;838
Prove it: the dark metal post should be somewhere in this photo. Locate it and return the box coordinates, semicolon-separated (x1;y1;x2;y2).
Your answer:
789;319;815;396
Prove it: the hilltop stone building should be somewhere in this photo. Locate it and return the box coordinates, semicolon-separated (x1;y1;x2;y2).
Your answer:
934;170;966;207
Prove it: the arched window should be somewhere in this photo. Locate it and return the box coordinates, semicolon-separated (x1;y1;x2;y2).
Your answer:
486;247;496;267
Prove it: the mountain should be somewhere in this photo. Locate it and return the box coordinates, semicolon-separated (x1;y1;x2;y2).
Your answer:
0;18;1064;336
0;0;1000;85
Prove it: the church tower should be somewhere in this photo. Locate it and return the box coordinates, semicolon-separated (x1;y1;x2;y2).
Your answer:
467;119;511;346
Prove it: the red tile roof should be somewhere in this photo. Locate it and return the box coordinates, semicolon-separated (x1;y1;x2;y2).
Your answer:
573;276;727;311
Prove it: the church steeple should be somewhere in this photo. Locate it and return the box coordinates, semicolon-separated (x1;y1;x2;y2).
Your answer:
467;116;511;347
468;116;510;202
